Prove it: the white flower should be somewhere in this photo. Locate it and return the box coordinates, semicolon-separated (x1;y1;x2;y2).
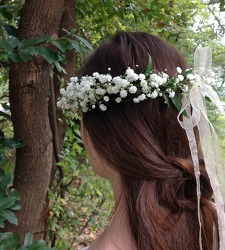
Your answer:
169;91;175;98
99;104;107;111
103;96;110;102
115;97;122;103
126;67;134;75
139;94;146;101
107;87;113;94
151;90;158;99
129;86;137;94
133;98;140;103
121;79;130;88
176;67;182;74
182;85;189;92
98;74;112;83
120;90;128;98
156;76;164;85
162;73;169;79
70;77;78;82
80;101;86;108
177;75;184;81
84;84;91;91
138;74;146;80
112;76;122;84
57;100;62;107
81;106;89;112
60;88;66;95
112;86;120;94
187;74;195;80
93;72;100;78
140;80;147;88
96;88;106;95
150;73;157;81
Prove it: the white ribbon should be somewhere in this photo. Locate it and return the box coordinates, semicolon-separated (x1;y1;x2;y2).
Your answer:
177;47;225;249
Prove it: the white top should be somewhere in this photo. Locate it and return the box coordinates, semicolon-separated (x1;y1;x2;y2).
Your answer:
81;247;89;250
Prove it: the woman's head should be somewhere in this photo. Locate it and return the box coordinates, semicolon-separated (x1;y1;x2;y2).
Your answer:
81;32;218;250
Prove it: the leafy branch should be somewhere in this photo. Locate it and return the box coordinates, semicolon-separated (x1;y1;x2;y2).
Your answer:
0;28;93;73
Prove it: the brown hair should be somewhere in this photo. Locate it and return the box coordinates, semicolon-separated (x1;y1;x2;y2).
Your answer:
82;32;218;250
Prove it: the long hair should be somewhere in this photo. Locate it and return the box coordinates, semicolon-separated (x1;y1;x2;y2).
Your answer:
81;32;218;250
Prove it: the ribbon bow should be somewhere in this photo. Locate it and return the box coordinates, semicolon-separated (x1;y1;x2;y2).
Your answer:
177;47;225;250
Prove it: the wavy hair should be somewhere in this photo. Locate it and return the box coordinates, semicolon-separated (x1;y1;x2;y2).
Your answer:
81;32;218;250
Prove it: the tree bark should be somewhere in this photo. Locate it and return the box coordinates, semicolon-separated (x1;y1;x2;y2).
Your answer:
3;0;65;241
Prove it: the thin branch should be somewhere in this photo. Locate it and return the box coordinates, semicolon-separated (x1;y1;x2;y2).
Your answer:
49;75;65;198
208;7;225;34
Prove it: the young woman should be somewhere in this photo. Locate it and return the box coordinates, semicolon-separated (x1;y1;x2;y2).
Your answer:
58;32;225;250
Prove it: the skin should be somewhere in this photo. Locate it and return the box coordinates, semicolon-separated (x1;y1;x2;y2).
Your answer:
80;119;136;250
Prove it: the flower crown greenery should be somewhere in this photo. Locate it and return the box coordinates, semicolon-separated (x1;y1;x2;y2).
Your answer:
57;57;216;116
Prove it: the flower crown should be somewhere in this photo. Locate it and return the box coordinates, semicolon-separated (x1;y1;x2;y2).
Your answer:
57;58;216;116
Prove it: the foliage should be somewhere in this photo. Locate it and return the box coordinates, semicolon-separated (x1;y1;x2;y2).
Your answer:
47;120;113;249
0;95;56;249
0;29;92;74
0;232;55;250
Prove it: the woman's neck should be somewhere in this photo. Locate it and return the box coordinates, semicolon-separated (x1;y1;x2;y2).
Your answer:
89;177;136;250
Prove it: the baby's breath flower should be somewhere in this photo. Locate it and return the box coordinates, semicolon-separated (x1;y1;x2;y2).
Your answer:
139;74;146;80
133;97;140;103
93;72;100;78
178;75;184;81
103;96;110;102
70;77;78;82
169;91;175;98
129;86;137;94
99;104;107;111
176;67;182;74
58;65;214;115
120;90;128;98
115;97;122;103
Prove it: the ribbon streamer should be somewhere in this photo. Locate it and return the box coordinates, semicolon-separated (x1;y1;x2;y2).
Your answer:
178;47;225;249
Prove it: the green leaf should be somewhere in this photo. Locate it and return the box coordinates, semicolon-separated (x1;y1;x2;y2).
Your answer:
171;94;182;112
0;111;11;121
18;49;32;62
18;36;51;50
0;196;16;211
0;9;13;21
51;40;67;53
8;52;20;62
144;54;153;75
34;47;58;64
73;34;93;50
10;204;22;211
1;103;10;111
0;42;12;53
1;210;18;225
24;232;33;247
0;173;12;189
0;220;5;229
54;61;66;74
7;190;20;200
66;39;82;52
7;36;19;49
0;232;20;249
4;138;24;149
162;93;169;105
182;68;193;77
4;24;18;37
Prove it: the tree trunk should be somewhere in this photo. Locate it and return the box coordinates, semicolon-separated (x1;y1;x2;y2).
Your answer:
3;0;65;241
46;1;77;243
50;0;77;181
